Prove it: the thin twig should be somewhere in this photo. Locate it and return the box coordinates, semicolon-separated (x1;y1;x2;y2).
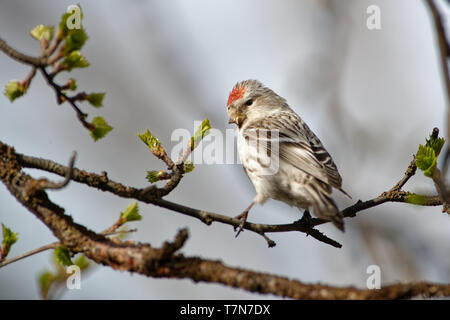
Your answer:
43;151;77;190
9;141;444;249
102;228;137;237
426;0;450;100
0;242;58;268
22;67;37;91
0;37;48;66
2;146;450;299
426;0;450;209
39;67;94;131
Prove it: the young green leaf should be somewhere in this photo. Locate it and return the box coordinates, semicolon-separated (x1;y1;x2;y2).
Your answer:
63;28;88;55
145;170;170;183
426;134;445;157
73;254;90;270
405;193;432;205
54;246;73;266
38;270;56;294
4;80;26;102
120;202;141;222
190;118;211;150
416;145;437;177
67;78;77;91
183;160;195;173
90;116;113;141
30;25;54;42
137;129;161;152
86;93;105;107
146;170;160;183
63;50;90;71
1;224;18;257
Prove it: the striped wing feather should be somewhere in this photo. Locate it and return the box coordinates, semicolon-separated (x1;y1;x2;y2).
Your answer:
244;112;343;190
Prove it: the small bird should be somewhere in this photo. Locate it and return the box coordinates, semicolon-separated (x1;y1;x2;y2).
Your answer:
227;79;349;233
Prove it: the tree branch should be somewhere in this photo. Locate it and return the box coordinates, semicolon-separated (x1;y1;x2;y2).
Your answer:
0;242;58;268
39;67;95;131
426;0;450;211
41;151;77;190
0;37;48;66
1;141;450;299
3;140;442;250
0;36;98;133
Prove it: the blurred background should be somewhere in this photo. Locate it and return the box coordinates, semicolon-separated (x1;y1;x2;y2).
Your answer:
0;0;449;299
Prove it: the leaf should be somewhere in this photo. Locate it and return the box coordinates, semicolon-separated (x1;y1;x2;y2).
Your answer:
426;135;445;157
137;129;161;152
63;50;90;71
63;28;88;55
183;160;194;173
146;171;160;183
120;202;141;222
73;254;90;270
90;116;113;141
405;193;431;205
190;118;211;150
67;78;77;91
38;270;56;294
54;246;73;267
4;80;25;102
86;93;105;107
416;145;436;177
1;224;18;256
30;25;54;42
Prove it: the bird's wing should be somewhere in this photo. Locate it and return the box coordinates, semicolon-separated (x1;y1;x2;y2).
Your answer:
244;112;343;190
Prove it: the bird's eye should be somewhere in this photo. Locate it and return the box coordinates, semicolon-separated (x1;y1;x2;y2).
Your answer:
245;99;253;106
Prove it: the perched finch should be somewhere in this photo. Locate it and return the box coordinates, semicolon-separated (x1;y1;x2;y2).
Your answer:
227;79;349;233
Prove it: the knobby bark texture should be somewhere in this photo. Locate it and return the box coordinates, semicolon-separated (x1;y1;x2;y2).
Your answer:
13;146;444;247
0;0;449;300
1;141;450;300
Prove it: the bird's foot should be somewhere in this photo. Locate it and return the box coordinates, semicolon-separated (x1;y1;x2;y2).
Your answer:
298;210;313;236
234;202;255;238
234;210;249;238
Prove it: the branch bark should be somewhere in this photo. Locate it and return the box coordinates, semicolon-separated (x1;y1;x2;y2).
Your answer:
1;141;450;299
426;0;450;211
0;37;48;66
10;142;443;249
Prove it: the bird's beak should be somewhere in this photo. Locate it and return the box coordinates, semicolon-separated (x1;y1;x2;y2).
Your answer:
228;107;245;127
228;106;237;124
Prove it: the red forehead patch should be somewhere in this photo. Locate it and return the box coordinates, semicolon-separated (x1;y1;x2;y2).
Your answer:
227;85;246;106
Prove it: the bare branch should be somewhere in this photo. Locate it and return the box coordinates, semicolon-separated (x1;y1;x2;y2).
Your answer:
0;37;48;66
426;0;450;210
1;142;450;299
5;139;443;249
426;0;450;100
42;151;77;190
0;242;58;268
39;67;95;131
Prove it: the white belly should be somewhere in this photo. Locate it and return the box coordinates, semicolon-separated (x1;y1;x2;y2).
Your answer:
237;128;312;208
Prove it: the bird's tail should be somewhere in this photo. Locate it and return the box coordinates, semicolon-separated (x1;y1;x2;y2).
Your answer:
312;200;345;232
310;185;345;232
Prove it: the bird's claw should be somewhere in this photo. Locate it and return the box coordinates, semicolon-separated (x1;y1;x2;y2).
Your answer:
299;210;313;237
234;211;248;238
235;222;245;238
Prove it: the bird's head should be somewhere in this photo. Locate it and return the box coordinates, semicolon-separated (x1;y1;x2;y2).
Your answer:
226;79;287;128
